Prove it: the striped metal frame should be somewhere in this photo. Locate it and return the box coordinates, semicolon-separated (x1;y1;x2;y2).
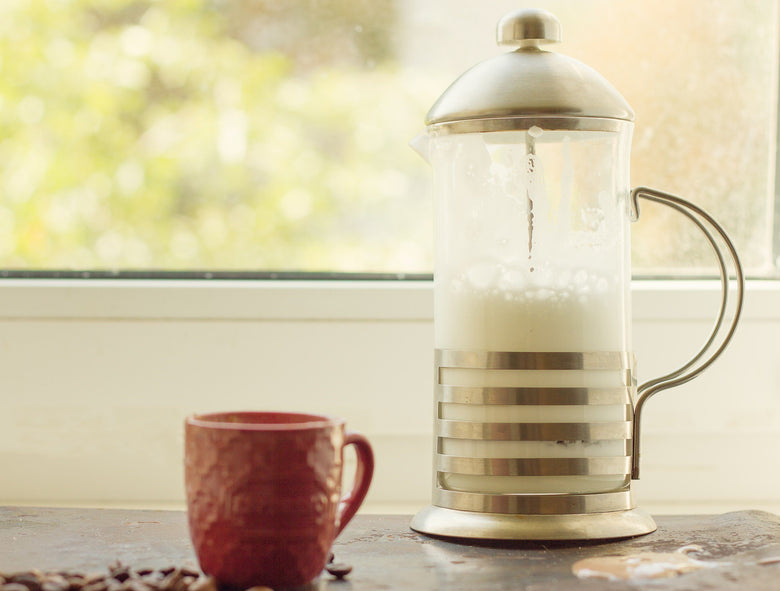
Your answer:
434;348;636;515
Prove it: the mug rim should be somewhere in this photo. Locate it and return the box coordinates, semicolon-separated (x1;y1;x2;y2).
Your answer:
186;410;344;431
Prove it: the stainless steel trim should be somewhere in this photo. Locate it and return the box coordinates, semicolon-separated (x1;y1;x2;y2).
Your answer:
434;488;633;515
435;438;633;456
436;456;631;476
440;370;635;388
438;386;631;405
410;505;656;540
437;420;632;441
437;402;632;420
437;350;633;371
427;117;627;135
629;187;745;479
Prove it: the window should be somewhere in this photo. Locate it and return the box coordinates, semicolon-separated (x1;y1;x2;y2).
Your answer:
1;0;777;276
2;1;779;513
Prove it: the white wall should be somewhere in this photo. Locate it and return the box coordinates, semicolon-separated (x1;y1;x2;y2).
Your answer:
1;280;778;515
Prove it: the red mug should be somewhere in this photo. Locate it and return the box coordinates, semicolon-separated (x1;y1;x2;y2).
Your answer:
184;411;374;589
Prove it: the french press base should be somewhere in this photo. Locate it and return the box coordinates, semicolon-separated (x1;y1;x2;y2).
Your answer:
411;506;656;541
411;348;657;541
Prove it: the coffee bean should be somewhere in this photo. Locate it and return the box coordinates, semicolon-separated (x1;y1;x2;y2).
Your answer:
108;564;132;585
159;570;187;591
106;565;122;577
8;573;43;591
185;577;215;591
109;573;130;585
8;571;43;581
61;573;84;582
119;580;151;591
81;581;108;591
41;577;70;591
327;552;335;564
138;571;163;584
60;574;85;591
42;576;68;587
83;574;106;586
155;570;174;579
326;562;353;579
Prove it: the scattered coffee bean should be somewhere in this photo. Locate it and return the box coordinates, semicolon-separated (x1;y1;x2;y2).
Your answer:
109;573;130;584
83;574;106;586
138;571;165;587
0;563;346;591
9;573;43;591
157;569;175;578
327;553;335;564
325;563;352;580
41;576;70;591
185;577;215;591
158;570;181;591
120;580;148;591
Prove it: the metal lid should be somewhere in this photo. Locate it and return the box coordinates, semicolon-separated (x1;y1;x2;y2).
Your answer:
425;8;634;132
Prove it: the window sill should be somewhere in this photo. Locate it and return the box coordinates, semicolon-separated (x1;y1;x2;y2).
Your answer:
0;277;771;321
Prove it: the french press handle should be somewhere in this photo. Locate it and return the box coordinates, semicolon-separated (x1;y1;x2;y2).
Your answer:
629;187;745;479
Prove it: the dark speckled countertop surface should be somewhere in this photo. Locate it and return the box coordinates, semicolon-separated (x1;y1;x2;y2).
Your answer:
1;507;779;590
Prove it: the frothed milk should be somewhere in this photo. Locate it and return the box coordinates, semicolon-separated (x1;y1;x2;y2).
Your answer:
435;266;630;494
436;267;624;351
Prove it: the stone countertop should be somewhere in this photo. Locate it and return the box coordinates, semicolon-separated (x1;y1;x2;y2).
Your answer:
1;507;779;590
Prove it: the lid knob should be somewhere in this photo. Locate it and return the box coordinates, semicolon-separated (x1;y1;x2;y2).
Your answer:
497;8;561;48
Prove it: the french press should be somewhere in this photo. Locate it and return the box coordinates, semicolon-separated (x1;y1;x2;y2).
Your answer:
410;8;744;540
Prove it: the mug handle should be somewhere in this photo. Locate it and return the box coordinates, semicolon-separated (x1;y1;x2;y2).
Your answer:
629;187;745;479
336;432;375;536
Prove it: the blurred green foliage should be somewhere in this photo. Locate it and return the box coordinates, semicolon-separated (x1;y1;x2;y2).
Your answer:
0;0;434;271
0;0;775;275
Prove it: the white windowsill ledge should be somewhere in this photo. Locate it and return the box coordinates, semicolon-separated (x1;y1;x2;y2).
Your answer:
0;278;771;321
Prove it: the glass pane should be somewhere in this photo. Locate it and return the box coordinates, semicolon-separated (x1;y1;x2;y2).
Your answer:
0;0;776;275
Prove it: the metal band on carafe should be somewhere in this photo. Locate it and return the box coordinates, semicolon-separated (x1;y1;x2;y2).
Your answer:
434;349;636;515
